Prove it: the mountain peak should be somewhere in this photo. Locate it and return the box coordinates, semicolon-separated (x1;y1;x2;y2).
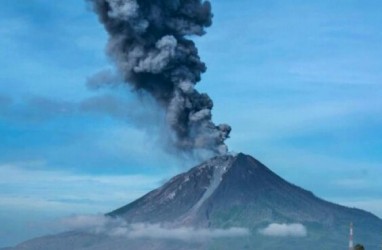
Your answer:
9;152;382;250
235;152;248;158
108;152;306;225
110;153;381;231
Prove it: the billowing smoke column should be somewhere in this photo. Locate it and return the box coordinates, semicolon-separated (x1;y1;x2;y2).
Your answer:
88;0;231;155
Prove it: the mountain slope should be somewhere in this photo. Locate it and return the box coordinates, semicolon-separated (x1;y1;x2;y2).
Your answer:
110;153;381;228
7;153;382;250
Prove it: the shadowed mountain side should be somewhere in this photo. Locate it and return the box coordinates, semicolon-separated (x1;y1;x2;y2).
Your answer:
6;153;382;250
110;154;381;229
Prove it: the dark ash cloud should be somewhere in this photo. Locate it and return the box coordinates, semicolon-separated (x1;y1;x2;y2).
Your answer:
86;0;231;156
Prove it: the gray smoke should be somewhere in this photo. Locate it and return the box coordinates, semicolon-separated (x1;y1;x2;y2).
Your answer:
87;0;231;155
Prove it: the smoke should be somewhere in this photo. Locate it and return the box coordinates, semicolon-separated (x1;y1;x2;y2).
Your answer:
87;0;231;156
86;69;122;90
259;223;307;237
0;94;163;130
61;214;249;241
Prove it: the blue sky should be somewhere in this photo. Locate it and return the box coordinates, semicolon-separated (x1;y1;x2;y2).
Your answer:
1;0;382;247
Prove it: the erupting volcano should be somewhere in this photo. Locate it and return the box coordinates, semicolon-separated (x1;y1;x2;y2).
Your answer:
7;153;382;250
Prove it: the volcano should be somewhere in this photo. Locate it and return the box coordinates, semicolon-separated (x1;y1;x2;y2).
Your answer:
5;153;382;250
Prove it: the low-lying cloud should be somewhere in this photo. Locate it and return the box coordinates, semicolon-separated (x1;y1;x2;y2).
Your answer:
61;215;250;241
259;223;307;237
116;224;250;240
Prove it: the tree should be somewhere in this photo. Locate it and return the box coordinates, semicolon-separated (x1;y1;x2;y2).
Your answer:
354;243;365;250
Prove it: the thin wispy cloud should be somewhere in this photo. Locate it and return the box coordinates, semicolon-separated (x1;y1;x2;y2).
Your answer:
333;178;373;189
60;214;250;241
259;223;307;237
0;93;161;124
0;162;163;213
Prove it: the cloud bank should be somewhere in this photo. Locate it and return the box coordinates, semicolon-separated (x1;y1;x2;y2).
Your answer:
61;214;249;241
259;223;307;237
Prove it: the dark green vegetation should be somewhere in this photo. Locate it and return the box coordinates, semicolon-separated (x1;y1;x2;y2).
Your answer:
354;244;365;250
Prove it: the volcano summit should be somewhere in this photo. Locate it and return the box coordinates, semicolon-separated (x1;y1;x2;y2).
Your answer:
6;153;382;250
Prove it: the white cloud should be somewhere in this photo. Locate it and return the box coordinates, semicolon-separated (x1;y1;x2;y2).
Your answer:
123;224;250;240
61;215;250;241
259;223;307;237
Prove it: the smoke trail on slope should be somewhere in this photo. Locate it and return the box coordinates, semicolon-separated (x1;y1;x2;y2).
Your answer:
87;0;231;155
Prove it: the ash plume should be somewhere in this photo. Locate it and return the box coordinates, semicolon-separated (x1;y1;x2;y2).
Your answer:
87;0;231;155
